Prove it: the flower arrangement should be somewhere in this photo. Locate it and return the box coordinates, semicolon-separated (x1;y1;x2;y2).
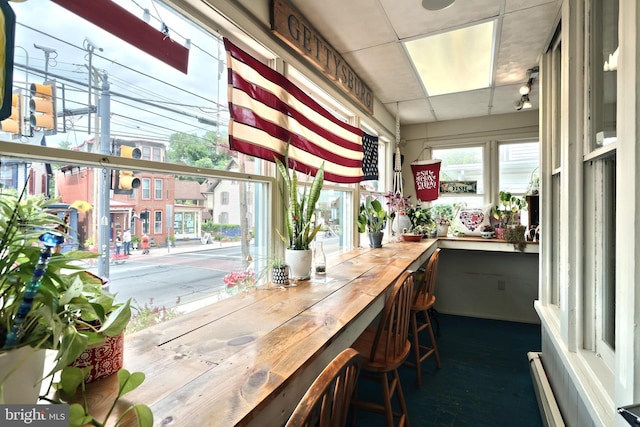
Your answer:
384;191;412;218
223;270;255;291
434;216;451;226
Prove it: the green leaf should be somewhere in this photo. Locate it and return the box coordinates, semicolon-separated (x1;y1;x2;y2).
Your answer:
131;404;154;427
99;299;131;337
117;369;146;397
68;403;92;427
59;366;86;397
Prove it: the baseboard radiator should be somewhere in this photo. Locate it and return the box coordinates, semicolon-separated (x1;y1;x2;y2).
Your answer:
528;352;565;427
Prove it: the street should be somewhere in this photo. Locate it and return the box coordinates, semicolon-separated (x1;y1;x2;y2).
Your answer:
96;245;246;313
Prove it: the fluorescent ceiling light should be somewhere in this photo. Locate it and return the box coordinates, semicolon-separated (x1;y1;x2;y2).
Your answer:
404;20;495;96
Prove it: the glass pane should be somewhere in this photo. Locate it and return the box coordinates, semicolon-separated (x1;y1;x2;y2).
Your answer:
551;173;561;305
1;154;271;320
7;1;284;174
601;156;616;349
498;142;540;195
590;0;618;148
432;146;484;208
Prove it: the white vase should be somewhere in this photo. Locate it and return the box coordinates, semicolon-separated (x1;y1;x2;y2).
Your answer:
437;224;449;237
393;212;412;236
0;345;46;404
285;249;312;280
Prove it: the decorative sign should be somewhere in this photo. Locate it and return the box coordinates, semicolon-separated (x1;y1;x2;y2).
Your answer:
271;0;374;114
410;160;441;201
440;180;477;194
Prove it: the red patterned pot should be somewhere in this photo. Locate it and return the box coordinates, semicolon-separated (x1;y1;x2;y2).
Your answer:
70;333;124;383
495;227;506;240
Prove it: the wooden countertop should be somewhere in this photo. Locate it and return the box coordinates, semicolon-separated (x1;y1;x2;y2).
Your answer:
86;239;438;427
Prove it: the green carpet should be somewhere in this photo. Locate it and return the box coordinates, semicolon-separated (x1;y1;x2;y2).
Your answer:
353;314;542;427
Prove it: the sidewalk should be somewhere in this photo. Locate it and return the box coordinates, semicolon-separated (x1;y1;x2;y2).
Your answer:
128;240;242;258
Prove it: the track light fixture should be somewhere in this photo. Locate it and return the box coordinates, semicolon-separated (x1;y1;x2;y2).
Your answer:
514;66;538;111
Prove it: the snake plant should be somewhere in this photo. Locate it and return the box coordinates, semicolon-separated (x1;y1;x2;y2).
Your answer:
275;157;324;250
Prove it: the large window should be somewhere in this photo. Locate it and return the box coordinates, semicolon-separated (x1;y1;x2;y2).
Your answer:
0;0;377;326
432;145;485;208
498;142;539;195
582;0;618;369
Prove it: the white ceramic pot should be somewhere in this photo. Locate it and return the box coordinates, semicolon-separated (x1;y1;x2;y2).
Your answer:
0;345;46;404
437;224;449;237
285;249;312;280
393;212;412;237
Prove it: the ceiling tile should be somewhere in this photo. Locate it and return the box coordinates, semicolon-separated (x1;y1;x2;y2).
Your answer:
343;43;424;105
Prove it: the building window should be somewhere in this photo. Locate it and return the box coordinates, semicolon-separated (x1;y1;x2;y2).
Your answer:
219;212;229;223
152;148;162;162
141;178;151;200
128;188;136;200
154;210;162;234
221;191;229;205
142;147;151;161
154;179;163;200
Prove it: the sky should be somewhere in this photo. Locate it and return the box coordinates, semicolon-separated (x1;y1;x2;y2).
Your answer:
8;0;229;149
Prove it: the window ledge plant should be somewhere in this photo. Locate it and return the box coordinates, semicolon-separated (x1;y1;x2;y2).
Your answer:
275;156;324;251
0;188;139;414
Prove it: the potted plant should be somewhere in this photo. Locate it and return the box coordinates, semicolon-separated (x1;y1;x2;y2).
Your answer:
384;191;412;238
0;188;131;404
480;224;495;239
492;191;527;239
432;204;454;236
407;206;436;237
359;196;388;248
275;155;325;280
270;258;289;285
131;235;140;250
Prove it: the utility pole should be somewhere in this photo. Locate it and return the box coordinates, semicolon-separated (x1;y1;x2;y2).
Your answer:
97;72;111;279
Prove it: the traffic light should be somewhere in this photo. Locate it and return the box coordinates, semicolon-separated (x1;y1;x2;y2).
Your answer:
0;93;22;135
29;82;57;134
113;144;141;195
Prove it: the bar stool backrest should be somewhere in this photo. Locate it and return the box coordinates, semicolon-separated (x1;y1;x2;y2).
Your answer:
368;270;414;365
413;248;441;307
285;347;362;427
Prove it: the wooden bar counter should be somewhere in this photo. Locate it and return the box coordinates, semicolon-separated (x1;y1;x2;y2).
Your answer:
85;240;438;427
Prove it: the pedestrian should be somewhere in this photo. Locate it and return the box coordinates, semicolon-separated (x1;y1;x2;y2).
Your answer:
123;228;132;255
115;231;122;256
141;233;150;255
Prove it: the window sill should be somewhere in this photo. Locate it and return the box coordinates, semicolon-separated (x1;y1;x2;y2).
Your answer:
438;236;540;253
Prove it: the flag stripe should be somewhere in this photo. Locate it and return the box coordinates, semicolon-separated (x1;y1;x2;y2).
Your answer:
224;37;364;183
229;60;362;153
230;121;365;183
229;97;362;166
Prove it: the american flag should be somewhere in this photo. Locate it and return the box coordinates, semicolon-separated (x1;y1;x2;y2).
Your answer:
224;38;365;183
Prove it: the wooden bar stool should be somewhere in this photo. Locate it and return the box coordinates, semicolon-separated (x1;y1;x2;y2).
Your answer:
286;347;362;427
351;270;414;427
405;248;442;388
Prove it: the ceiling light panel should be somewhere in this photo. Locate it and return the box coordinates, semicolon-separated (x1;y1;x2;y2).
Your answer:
404;20;496;96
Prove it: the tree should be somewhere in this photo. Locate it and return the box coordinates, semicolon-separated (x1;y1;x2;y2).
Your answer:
167;131;231;178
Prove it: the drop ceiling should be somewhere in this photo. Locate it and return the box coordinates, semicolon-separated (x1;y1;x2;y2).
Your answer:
286;0;561;125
